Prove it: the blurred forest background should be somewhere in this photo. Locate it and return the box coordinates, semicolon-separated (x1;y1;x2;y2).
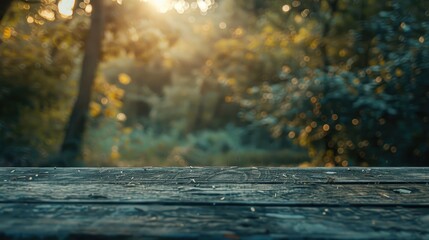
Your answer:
0;0;428;167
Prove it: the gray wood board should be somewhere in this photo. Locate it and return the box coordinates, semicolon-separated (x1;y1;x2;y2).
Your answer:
1;204;428;239
1;167;429;183
1;167;428;239
0;182;428;205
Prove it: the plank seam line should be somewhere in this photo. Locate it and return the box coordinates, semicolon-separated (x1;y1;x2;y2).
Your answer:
4;181;429;184
1;200;429;208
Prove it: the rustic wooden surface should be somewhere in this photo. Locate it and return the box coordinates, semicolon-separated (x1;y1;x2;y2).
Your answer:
0;167;428;239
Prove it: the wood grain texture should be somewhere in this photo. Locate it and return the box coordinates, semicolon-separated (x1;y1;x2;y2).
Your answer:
2;167;429;183
0;167;428;239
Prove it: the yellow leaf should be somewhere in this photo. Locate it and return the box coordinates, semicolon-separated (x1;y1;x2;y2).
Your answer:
3;27;12;39
264;36;275;47
89;102;101;117
118;73;131;85
110;148;120;160
395;68;403;77
227;78;237;86
104;108;116;118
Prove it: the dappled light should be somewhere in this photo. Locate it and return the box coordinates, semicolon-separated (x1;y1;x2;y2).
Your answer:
58;0;76;17
140;0;215;14
0;0;428;167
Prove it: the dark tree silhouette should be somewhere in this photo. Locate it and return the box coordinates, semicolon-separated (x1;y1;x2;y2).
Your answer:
60;0;105;165
0;0;13;22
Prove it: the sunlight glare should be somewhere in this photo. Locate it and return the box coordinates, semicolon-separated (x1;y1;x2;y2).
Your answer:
142;0;173;13
174;0;190;14
58;0;76;17
197;0;208;12
142;0;214;14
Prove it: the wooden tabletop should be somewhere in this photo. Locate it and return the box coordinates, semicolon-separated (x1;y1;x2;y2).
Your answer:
1;167;428;239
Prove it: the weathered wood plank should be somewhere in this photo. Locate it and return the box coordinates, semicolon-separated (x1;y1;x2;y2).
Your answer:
1;167;428;205
1;167;429;184
0;182;428;205
1;204;428;239
1;167;428;239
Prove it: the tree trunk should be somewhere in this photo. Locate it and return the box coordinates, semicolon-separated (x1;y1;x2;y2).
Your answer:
0;0;13;23
60;0;105;165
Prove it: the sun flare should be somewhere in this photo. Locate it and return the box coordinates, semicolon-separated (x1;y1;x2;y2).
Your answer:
142;0;173;13
142;0;214;14
58;0;76;17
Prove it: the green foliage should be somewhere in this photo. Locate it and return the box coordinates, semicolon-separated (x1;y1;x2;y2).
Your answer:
0;2;81;165
212;0;429;166
83;120;307;166
1;0;427;166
